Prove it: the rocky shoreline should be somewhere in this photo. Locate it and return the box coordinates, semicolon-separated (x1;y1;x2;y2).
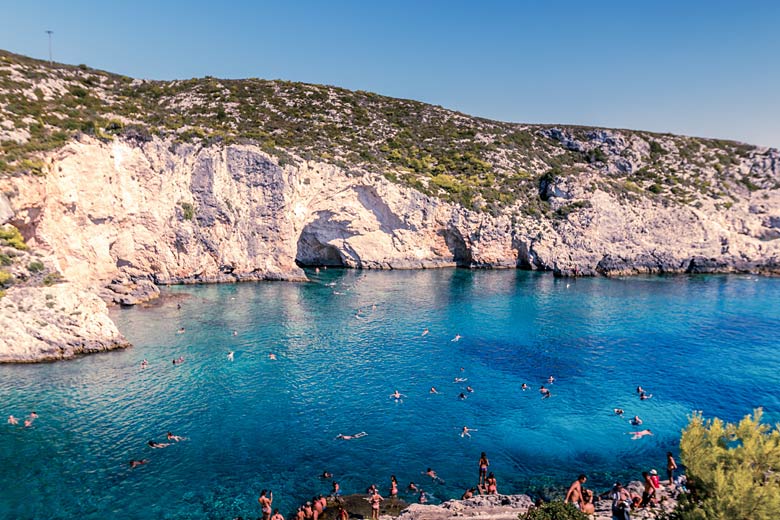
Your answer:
312;481;680;520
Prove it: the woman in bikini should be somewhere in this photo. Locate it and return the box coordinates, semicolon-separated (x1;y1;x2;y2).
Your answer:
390;475;398;498
478;452;490;486
257;490;273;520
369;490;383;520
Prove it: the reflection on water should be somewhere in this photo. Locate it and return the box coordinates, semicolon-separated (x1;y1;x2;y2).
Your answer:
1;270;779;519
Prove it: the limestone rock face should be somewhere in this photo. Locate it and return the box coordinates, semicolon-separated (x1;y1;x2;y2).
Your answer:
0;134;779;362
0;283;129;362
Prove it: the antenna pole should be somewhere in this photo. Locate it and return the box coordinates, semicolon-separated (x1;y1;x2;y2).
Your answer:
45;30;53;64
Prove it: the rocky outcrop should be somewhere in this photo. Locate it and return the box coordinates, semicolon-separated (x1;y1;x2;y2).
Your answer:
0;283;129;362
1;131;779;361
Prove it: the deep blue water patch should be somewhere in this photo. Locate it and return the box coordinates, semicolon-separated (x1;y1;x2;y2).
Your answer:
1;270;779;519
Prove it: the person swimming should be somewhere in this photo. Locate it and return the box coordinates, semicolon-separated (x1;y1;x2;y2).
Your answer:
176;328;185;334
390;390;406;400
147;440;170;448
640;391;653;400
129;459;149;468
321;471;333;479
141;359;148;368
460;426;477;438
629;429;653;440
548;376;555;384
630;416;643;426
451;334;462;342
454;377;467;383
424;468;444;483
466;386;474;393
407;482;418;492
540;385;551;399
614;408;625;416
227;351;234;361
422;328;429;336
430;387;438;394
167;432;186;442
7;415;18;425
268;353;277;360
521;383;529;391
458;392;467;400
335;432;367;440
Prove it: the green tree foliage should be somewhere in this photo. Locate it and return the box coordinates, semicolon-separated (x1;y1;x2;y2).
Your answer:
677;408;780;520
518;501;587;520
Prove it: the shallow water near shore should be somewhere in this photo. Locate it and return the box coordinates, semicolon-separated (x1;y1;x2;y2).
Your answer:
1;270;779;519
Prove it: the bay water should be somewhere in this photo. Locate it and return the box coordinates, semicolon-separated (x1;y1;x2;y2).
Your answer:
1;270;779;519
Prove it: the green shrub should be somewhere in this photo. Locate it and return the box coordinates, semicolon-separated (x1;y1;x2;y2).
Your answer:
676;408;780;520
181;202;195;221
42;272;62;286
0;253;12;266
0;225;28;250
0;270;11;285
28;260;45;273
519;501;587;520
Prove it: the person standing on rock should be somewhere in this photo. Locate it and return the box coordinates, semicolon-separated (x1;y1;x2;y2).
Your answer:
564;474;587;509
257;489;273;520
610;482;632;520
666;452;678;485
369;489;383;520
478;452;490;486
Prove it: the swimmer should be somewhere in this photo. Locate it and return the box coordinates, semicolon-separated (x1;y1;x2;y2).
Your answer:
614;408;625;416
548;376;555;384
321;471;333;479
454;377;467;383
640;391;653;400
540;385;551;399
141;359;148;368
422;328;429;336
407;482;418;492
147;440;170;448
458;392;467;400
629;429;653;440
418;490;428;504
335;432;367;440
636;386;644;394
227;351;234;361
521;383;529;391
24;419;32;427
268;353;277;360
232;330;238;336
331;480;340;496
466;386;474;393
430;387;438;394
129;459;149;468
451;334;462;342
630;416;643;426
29;412;38;420
390;390;406;400
461;426;477;438
7;415;18;425
167;432;186;442
424;468;444;483
176;328;185;334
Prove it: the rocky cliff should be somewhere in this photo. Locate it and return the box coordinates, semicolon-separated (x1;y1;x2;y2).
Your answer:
1;50;779;361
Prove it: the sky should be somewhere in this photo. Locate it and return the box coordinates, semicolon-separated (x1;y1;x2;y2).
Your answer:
1;0;778;148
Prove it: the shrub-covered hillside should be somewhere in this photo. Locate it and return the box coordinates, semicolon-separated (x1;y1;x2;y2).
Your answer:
0;49;777;217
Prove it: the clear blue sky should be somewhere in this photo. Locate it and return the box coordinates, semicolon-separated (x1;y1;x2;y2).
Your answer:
2;0;778;147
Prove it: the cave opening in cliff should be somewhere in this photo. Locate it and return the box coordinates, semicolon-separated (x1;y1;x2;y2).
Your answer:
442;228;473;268
295;230;346;267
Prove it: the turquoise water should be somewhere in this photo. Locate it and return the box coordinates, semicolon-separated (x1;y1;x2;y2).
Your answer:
1;270;779;519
